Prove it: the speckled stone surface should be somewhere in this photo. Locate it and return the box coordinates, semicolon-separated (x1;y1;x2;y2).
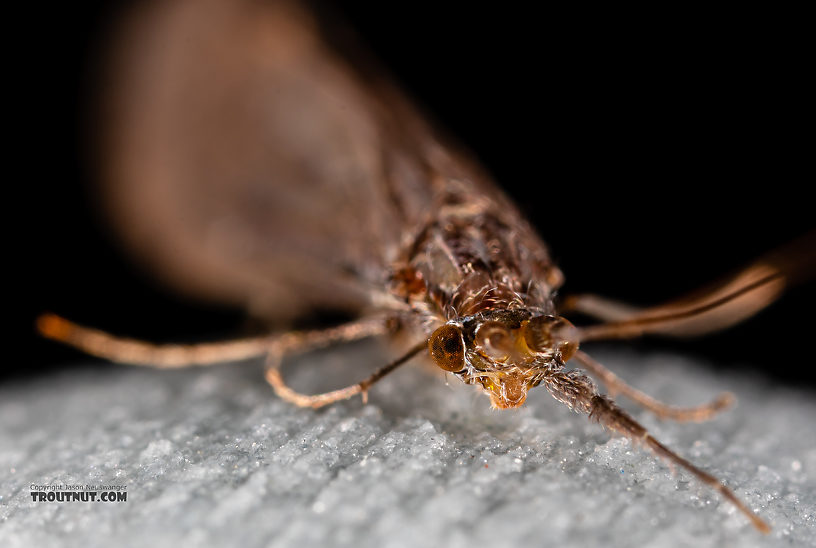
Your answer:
1;342;814;547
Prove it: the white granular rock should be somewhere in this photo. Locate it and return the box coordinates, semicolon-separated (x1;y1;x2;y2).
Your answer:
1;342;814;548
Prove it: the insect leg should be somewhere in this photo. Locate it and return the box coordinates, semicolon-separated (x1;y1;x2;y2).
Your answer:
567;267;786;341
541;368;770;533
562;231;815;341
265;341;426;408
559;293;642;322
573;350;734;422
37;313;277;368
36;312;388;369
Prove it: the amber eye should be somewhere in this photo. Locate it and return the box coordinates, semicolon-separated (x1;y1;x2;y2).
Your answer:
524;315;579;361
428;324;466;372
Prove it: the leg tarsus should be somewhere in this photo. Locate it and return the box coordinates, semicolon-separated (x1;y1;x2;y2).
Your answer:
37;312;391;369
265;365;363;409
264;341;425;409
37;312;274;368
574;351;735;422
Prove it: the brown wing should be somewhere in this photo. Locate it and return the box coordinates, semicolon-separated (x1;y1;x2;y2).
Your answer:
95;0;501;323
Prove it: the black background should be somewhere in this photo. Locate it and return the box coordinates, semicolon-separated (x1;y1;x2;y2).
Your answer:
13;2;814;386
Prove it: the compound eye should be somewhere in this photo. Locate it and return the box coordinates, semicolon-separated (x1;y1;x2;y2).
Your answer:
428;324;466;372
524;315;579;361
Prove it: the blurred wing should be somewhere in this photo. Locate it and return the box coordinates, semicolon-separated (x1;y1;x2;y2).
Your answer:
97;0;482;322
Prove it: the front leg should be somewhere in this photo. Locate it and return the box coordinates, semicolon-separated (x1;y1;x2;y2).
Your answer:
265;340;426;409
572;351;734;422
